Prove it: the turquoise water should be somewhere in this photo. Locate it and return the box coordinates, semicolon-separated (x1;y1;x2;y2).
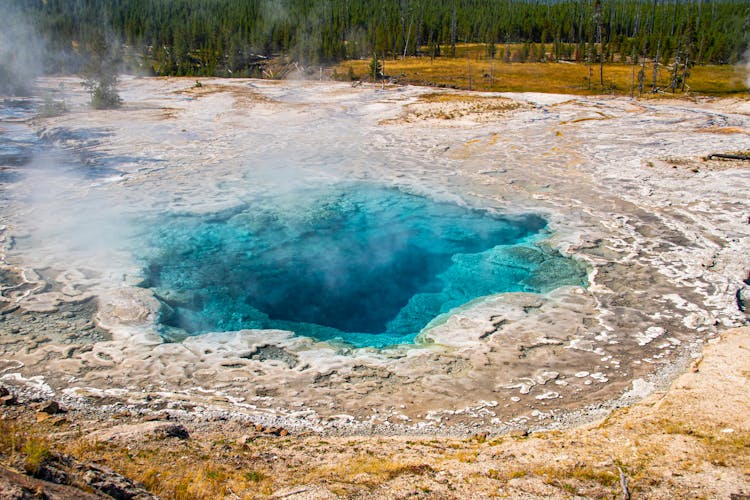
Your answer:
140;184;586;347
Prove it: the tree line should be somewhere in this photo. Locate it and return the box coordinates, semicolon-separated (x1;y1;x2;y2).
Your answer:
12;0;750;78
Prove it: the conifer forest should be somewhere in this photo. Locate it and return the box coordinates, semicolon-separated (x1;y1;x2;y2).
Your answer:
9;0;750;78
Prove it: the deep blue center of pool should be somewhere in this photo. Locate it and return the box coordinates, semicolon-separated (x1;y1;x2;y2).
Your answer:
141;185;586;347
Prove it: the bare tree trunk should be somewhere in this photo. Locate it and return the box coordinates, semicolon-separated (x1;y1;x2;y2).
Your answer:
595;0;604;88
681;52;689;92
400;0;412;59
403;19;412;58
631;49;637;97
450;0;457;57
652;39;660;92
382;51;385;89
631;7;641;98
638;48;646;95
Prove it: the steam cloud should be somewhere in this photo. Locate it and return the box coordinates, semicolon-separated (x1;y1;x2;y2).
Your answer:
0;4;45;95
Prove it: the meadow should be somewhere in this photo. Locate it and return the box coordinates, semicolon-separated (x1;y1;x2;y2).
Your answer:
335;44;749;97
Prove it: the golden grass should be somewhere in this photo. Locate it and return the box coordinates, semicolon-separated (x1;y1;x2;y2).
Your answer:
0;418;52;475
651;418;750;468
445;450;478;463
21;436;52;475
309;454;434;486
64;434;277;499
336;49;749;97
0;400;746;499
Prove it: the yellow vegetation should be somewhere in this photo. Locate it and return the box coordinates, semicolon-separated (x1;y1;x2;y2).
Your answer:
336;47;748;96
310;454;433;485
63;435;276;499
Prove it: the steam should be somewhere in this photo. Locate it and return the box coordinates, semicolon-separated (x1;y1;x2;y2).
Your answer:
0;4;45;95
10;148;137;282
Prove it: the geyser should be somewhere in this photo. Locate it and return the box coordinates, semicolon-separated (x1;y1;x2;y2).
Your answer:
141;184;586;347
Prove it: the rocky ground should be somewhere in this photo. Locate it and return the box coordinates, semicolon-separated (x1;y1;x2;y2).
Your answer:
0;78;749;477
1;326;748;498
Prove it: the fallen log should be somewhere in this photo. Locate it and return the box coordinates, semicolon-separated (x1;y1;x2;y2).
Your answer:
707;153;750;161
617;465;631;500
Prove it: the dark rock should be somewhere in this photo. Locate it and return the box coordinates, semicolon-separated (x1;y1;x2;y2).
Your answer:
92;421;190;442
737;287;749;313
33;462;70;484
38;400;63;415
79;463;157;500
508;429;529;439
1;305;20;315
2;449;154;499
0;394;16;406
142;412;170;422
159;423;190;439
263;426;289;436
0;464;100;499
244;344;299;368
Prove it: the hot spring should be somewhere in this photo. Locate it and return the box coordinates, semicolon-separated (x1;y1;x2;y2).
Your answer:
140;184;586;348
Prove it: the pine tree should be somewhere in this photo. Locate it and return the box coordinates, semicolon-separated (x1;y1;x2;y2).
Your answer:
369;53;383;81
82;30;122;109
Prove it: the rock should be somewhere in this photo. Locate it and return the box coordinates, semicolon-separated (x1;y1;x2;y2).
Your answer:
1;445;154;499
90;421;189;443
142;412;170;422
0;386;8;397
0;476;26;500
33;461;70;485
262;426;289;436
0;394;16;406
237;434;254;446
737;287;750;313
37;400;63;415
0;464;101;499
508;429;529;439
79;463;157;499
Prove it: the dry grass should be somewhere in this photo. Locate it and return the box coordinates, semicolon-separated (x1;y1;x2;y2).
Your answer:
650;418;750;468
0;417;52;475
336;46;748;97
63;434;277;499
310;454;434;485
444;449;479;463
1;329;747;499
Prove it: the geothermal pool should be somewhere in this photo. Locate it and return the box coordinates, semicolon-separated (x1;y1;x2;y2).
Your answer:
1;78;748;433
140;184;586;347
